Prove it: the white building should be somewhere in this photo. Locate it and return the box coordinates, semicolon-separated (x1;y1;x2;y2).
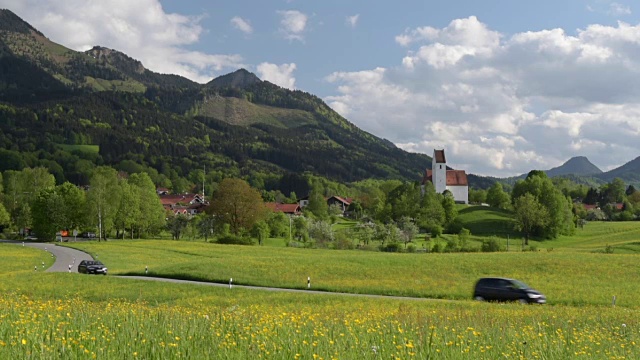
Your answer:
422;149;468;204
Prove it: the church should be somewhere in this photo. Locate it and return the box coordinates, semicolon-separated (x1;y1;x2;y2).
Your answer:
421;149;468;204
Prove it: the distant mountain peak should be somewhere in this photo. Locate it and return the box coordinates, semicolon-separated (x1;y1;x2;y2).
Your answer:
0;9;43;36
85;46;146;74
546;156;602;177
207;68;261;89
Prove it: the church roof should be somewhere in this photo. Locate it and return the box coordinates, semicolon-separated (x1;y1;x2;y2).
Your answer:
434;149;446;163
422;169;468;186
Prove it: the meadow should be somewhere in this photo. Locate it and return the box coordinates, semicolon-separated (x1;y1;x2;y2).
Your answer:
58;221;640;308
1;220;640;359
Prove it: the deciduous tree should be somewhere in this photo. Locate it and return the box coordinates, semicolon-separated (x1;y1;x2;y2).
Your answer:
207;178;268;235
513;193;549;245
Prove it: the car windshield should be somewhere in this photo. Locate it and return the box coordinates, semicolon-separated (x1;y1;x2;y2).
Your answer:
86;261;103;266
510;280;530;289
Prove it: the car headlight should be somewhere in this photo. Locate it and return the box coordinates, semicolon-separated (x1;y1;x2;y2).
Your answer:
527;293;542;299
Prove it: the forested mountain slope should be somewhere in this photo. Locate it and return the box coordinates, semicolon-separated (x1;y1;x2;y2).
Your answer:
0;9;436;192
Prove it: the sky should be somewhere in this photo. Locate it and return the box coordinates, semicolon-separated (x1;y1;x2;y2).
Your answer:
2;0;640;177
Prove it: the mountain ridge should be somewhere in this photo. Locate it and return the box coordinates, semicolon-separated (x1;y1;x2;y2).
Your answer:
1;8;638;189
0;8;432;189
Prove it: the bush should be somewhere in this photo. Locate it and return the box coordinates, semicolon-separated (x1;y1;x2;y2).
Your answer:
481;237;501;252
444;236;460;252
431;241;443;253
445;219;464;234
604;244;614;254
333;237;356;250
380;242;403;253
406;243;417;253
216;234;254;245
357;243;379;252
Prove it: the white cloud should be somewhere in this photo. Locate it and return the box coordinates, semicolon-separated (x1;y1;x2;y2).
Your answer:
0;0;244;83
257;62;297;89
230;16;253;35
346;14;359;28
326;17;640;177
608;2;631;16
277;10;307;41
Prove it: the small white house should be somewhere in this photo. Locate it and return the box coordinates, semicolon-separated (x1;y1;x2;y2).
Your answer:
422;149;468;204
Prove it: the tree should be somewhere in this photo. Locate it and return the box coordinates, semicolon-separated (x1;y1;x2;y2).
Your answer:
114;179;140;239
251;220;270;245
87;167;120;241
56;182;86;232
355;222;375;245
486;183;510;209
626;185;637;196
195;213;216;242
129;172;165;238
398;216;418;247
512;172;574;239
31;188;64;241
207;178;268;235
308;219;334;247
0;202;10;228
468;188;487;204
306;184;328;220
417;182;445;231
513;193;549;245
167;214;189;240
441;193;458;228
292;216;309;242
347;200;363;219
266;211;289;238
600;178;626;205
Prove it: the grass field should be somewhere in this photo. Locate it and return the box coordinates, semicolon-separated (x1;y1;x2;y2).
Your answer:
0;243;639;359
2;219;640;358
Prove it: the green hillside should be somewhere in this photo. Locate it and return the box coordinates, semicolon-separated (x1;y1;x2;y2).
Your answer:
0;9;433;188
456;205;518;237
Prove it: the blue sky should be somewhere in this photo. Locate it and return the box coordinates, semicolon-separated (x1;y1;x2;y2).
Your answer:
2;0;640;177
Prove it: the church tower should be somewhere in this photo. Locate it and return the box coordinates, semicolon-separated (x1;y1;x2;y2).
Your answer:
432;149;447;194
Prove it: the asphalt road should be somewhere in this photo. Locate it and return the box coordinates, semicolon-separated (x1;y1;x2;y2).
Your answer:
5;241;449;302
3;241;93;273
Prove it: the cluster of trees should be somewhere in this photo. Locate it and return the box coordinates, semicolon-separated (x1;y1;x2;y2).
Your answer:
0;166;165;241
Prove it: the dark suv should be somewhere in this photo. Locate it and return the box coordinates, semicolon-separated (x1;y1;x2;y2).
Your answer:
473;277;546;304
77;260;108;275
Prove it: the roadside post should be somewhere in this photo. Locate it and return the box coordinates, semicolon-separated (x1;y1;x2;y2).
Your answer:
73;229;78;242
229;278;233;289
42;261;44;268
68;264;71;273
307;276;311;289
145;266;148;275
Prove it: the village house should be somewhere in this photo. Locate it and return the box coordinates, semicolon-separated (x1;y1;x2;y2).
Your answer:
422;149;469;204
298;195;353;215
265;203;302;216
160;193;208;217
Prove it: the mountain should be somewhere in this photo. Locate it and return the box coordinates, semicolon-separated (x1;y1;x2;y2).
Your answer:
546;156;602;177
0;9;433;191
207;68;260;89
596;156;640;185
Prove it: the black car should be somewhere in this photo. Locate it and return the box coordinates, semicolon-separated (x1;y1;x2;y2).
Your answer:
473;277;546;304
77;260;108;275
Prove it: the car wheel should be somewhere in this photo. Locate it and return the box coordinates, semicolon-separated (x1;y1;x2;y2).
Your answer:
518;298;528;304
474;296;484;301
